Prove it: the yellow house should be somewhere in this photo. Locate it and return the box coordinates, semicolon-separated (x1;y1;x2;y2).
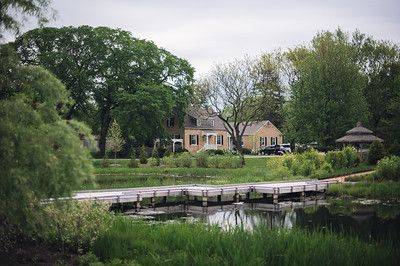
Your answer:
236;121;283;152
165;110;283;153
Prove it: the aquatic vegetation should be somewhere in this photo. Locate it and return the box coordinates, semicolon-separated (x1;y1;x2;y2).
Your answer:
327;181;400;200
91;217;400;265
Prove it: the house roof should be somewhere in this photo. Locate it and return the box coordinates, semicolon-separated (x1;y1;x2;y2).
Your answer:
336;122;383;143
231;120;280;136
184;108;226;130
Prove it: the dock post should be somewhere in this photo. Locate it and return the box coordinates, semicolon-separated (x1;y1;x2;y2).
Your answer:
300;191;305;201
202;196;208;207
273;188;279;204
161;196;167;204
217;195;222;202
246;192;251;200
234;188;239;203
135;201;141;210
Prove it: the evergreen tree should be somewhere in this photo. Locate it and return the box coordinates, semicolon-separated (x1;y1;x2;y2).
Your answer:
105;119;125;164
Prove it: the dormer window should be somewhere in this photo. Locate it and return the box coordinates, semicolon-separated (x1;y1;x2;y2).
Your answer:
190;116;198;126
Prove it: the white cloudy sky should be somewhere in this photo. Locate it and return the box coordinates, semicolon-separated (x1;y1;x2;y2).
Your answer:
21;0;400;76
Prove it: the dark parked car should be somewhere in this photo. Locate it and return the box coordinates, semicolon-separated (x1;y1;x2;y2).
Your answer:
259;144;291;155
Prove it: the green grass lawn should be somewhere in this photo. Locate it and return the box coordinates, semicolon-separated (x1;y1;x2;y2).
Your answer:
84;157;374;190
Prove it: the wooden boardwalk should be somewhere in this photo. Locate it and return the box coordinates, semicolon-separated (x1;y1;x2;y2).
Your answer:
72;179;337;207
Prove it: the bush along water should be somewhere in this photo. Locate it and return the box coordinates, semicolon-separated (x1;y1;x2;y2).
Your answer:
373;156;400;181
271;147;361;179
159;152;243;169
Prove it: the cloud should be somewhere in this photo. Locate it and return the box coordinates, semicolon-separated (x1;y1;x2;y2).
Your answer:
18;0;400;77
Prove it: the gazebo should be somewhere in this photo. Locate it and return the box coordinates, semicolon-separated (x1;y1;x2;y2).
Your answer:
336;122;383;151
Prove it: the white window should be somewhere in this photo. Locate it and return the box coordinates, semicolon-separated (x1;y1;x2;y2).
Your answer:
271;137;277;146
211;120;215;126
260;137;267;147
217;135;223;145
167;117;175;128
189;135;198;145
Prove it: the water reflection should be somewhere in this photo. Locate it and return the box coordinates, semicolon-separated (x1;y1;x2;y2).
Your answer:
126;198;400;246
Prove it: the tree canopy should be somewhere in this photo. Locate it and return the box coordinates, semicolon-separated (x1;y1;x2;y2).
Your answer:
13;26;194;155
0;45;93;227
284;30;370;149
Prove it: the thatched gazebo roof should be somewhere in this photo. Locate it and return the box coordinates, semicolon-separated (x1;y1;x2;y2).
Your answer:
336;122;383;144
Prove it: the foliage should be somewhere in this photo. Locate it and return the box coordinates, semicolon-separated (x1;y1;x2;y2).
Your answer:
242;147;252;155
14;26;194;155
101;154;110;168
105;119;125;162
0;0;53;38
253;51;289;128
281;149;326;176
127;149;138;168
32;202;114;252
195;152;209;167
368;140;385;165
0;49;93;229
139;145;148;164
206;149;225;155
148;157;160;167
326;146;359;169
373;156;400;181
197;57;270;157
328;181;400;200
285;30;369;149
92;218;399;265
174;152;193;168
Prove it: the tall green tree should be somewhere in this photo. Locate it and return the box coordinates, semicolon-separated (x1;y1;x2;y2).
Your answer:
14;26;194;155
286;31;369;149
0;45;93;229
253;52;288;128
351;32;400;154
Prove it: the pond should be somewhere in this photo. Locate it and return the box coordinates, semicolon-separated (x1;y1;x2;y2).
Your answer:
124;197;400;246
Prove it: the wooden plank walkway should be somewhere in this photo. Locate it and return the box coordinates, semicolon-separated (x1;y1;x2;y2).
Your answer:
72;179;337;207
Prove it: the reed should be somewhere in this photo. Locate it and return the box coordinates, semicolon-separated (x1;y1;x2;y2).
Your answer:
91;217;399;266
327;181;400;200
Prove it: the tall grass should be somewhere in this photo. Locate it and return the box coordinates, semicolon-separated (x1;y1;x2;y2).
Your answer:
92;217;399;266
327;181;400;200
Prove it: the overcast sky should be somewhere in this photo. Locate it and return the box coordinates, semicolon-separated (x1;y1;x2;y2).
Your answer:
23;0;400;77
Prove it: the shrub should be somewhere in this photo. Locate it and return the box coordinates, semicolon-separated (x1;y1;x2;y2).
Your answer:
161;156;175;167
342;146;359;168
148;157;160;167
326;146;359;169
374;156;400;181
175;152;193;167
139;145;148;165
241;148;252;155
34;202;114;251
281;149;325;176
101;154;110;168
368;140;385;165
208;155;222;168
127;149;138;168
207;149;225;155
195;152;209;167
